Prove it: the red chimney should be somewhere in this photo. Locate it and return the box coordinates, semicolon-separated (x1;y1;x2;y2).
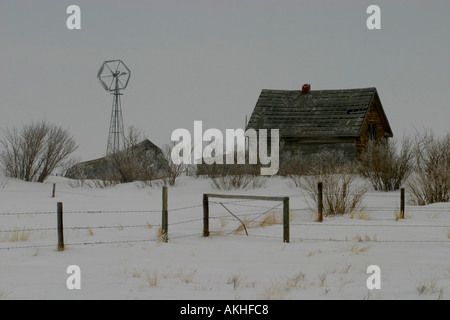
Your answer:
302;84;311;94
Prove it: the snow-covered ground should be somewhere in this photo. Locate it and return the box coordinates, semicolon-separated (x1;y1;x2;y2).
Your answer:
0;175;448;300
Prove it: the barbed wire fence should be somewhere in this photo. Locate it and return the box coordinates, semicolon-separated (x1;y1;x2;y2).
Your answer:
0;185;449;251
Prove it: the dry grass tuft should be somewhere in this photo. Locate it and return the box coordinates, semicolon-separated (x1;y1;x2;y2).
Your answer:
340;242;372;255
1;230;31;243
318;273;327;287
179;268;198;284
346;234;377;242
394;210;402;221
126;267;159;287
220;218;228;228
416;276;443;298
349;210;371;220
259;212;278;227
261;282;290;300
233;217;250;235
227;273;243;290
350;244;371;255
394;207;412;221
156;227;168;243
145;271;158;287
307;249;322;257
163;268;198;284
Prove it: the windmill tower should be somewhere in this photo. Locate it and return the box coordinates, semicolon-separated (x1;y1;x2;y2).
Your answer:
97;60;131;154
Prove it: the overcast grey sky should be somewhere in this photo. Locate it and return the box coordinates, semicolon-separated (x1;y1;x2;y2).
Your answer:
1;0;449;161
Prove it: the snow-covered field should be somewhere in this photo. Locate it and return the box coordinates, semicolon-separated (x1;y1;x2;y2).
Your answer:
0;175;449;300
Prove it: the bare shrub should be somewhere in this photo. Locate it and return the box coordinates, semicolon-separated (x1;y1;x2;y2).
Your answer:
279;150;309;187
0;175;8;189
199;152;266;190
210;168;266;191
357;138;413;191
110;127;146;183
160;142;187;186
407;131;450;205
109;127;166;184
0;121;78;182
293;150;368;216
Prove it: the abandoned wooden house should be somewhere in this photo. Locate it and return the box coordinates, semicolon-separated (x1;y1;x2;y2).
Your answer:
246;84;393;166
65;139;167;182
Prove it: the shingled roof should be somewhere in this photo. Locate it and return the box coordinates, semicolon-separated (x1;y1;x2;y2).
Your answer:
247;87;392;138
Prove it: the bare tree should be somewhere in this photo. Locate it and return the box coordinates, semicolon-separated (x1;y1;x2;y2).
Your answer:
0;121;78;182
110;126;166;183
36;124;78;182
110;126;145;183
408;130;449;205
357;137;413;191
160;142;188;186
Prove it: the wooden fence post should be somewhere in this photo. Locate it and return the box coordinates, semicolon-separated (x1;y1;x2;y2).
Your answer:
57;202;64;251
162;186;168;243
318;182;323;222
52;183;56;198
203;194;210;237
400;188;405;219
283;197;290;243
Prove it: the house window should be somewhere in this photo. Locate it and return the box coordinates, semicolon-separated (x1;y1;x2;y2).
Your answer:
368;123;377;140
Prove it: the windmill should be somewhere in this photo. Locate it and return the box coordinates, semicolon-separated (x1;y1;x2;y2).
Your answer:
97;59;131;154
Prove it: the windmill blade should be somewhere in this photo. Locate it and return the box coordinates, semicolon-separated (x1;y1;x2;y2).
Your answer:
97;64;105;79
108;77;115;91
105;62;115;75
98;78;109;91
117;78;125;90
115;60;121;73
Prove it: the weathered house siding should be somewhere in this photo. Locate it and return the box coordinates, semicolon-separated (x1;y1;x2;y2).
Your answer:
357;93;390;154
